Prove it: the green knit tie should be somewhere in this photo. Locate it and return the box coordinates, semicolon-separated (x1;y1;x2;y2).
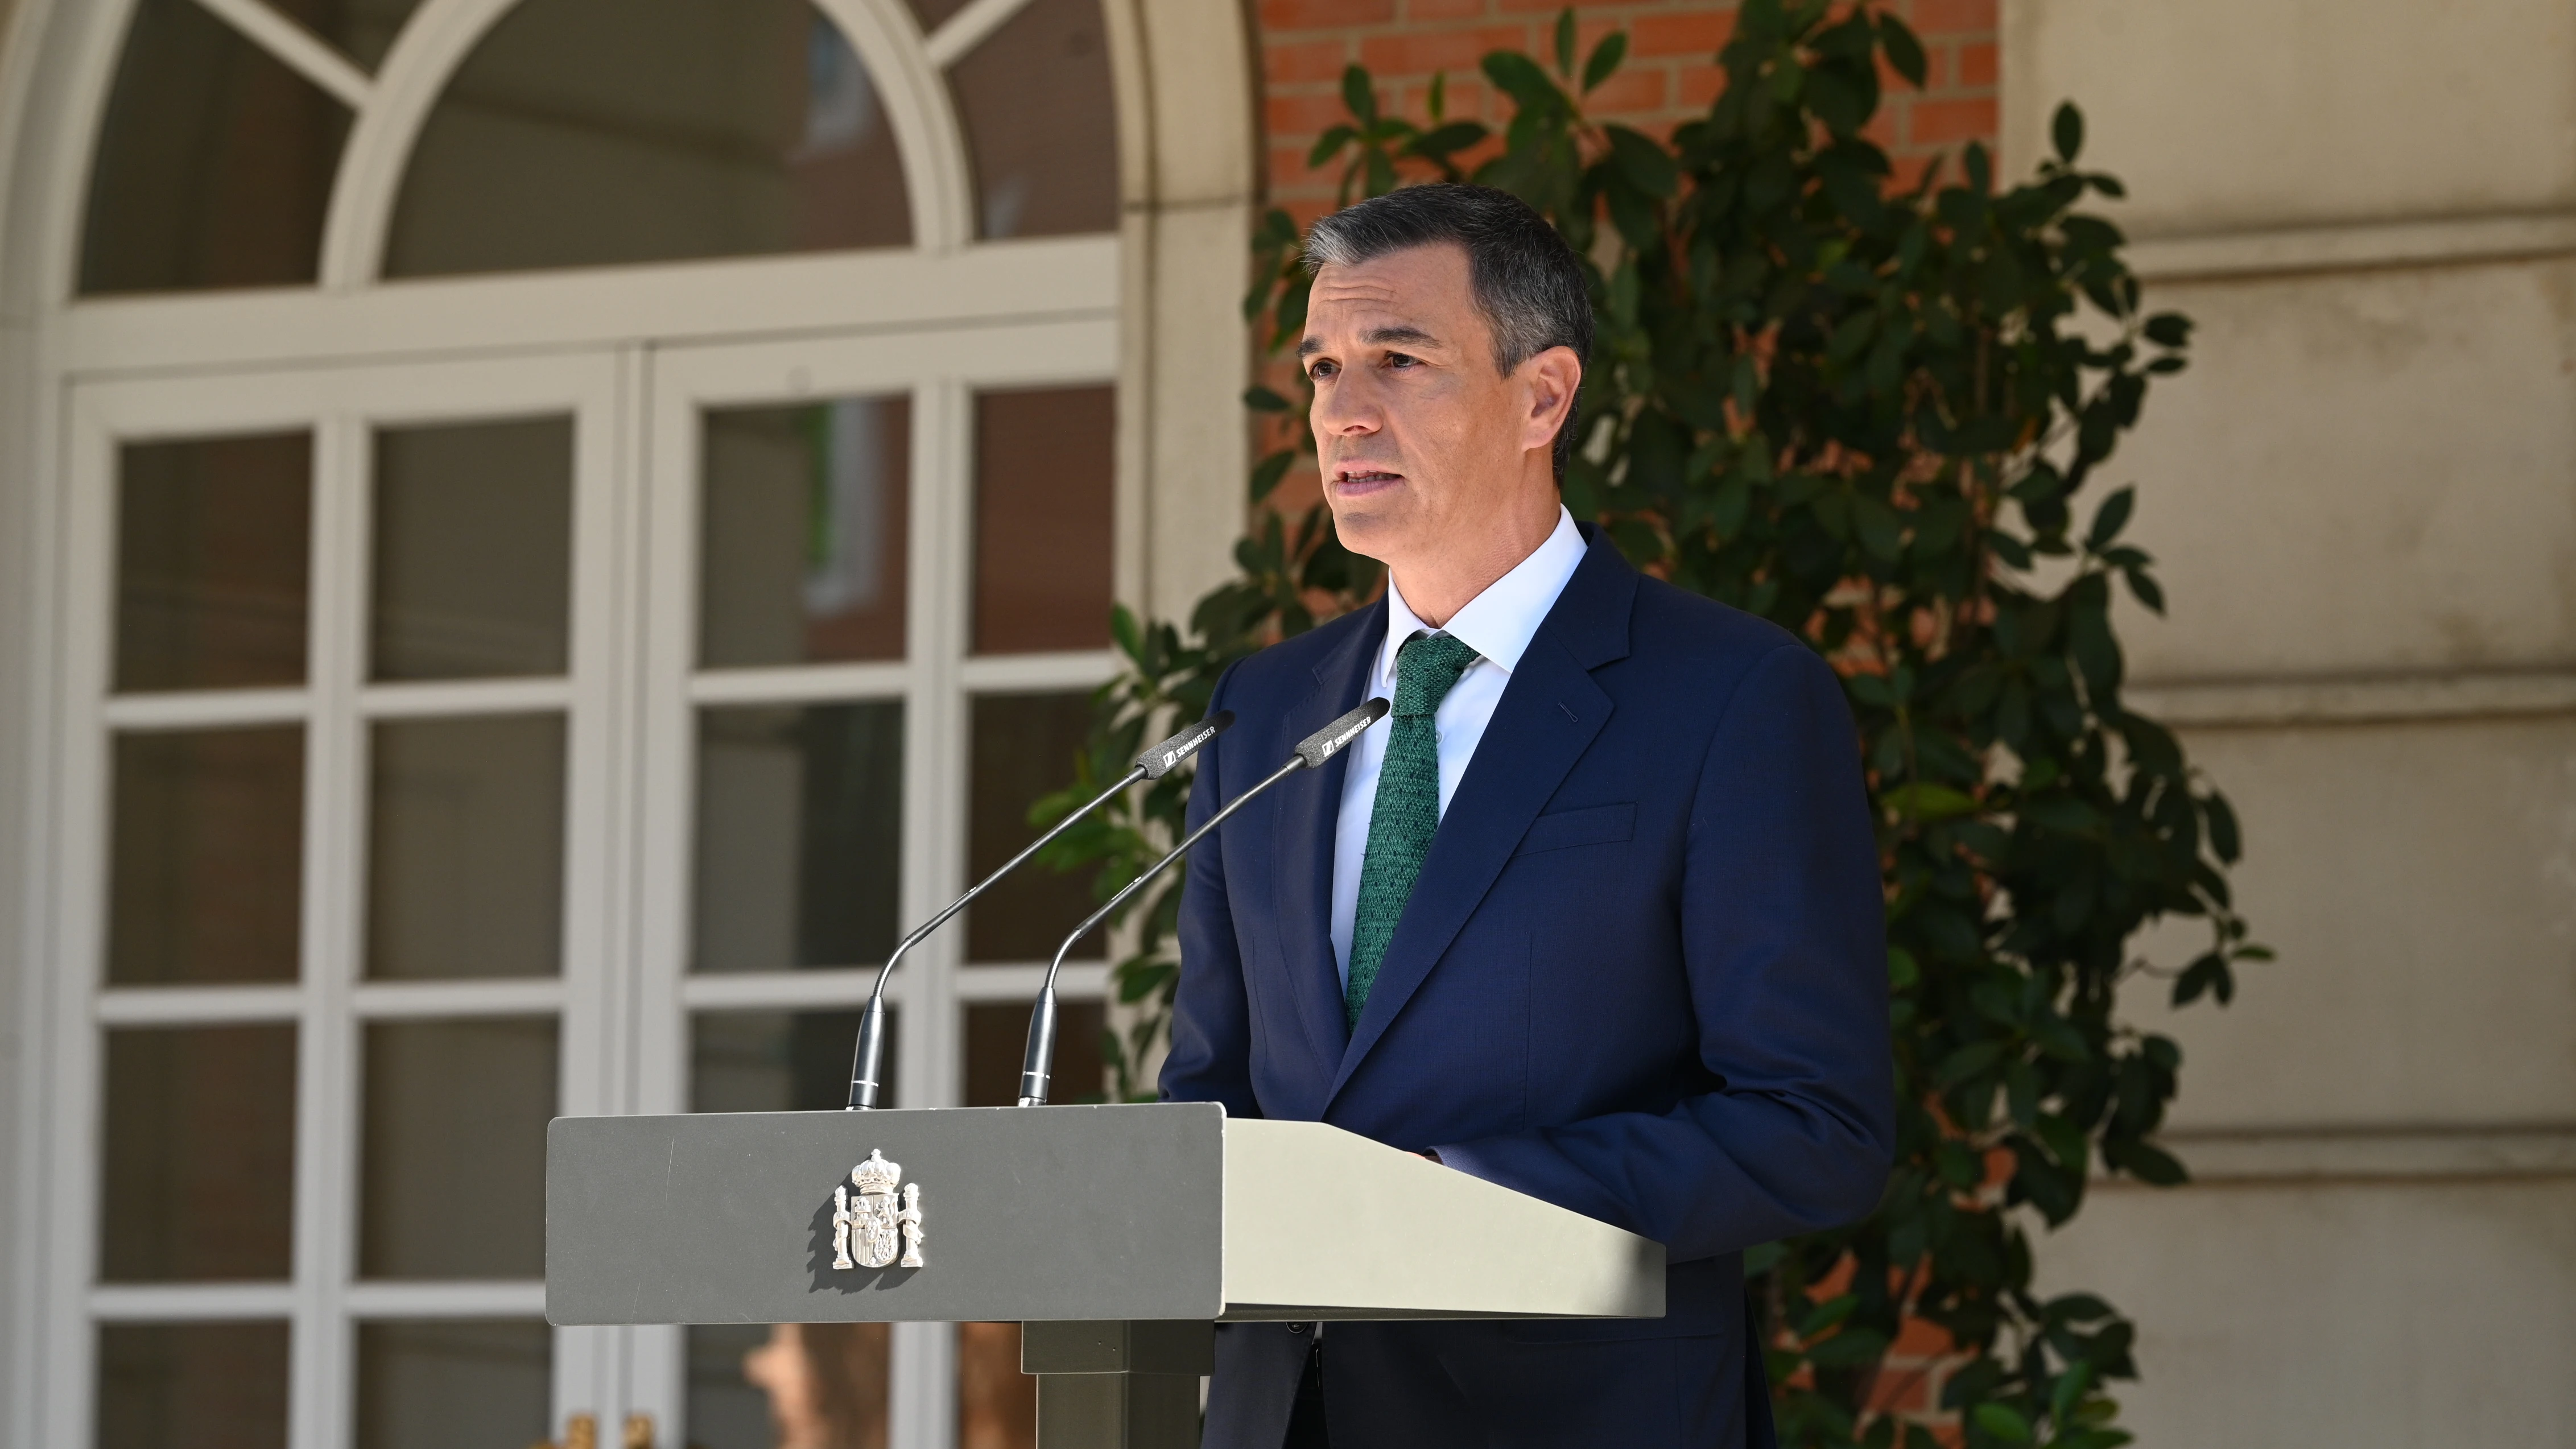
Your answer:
1346;630;1481;1026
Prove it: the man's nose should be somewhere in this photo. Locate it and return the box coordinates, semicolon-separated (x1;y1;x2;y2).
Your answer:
1311;371;1381;435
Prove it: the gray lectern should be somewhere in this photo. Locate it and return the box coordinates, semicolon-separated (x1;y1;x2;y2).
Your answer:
548;1102;1664;1447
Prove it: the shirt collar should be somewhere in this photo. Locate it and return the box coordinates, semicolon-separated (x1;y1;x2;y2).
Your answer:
1374;506;1588;692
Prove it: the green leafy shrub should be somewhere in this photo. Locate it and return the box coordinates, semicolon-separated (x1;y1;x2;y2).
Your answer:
1034;5;2265;1444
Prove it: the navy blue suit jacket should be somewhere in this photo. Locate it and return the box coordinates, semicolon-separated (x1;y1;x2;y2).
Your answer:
1162;530;1894;1449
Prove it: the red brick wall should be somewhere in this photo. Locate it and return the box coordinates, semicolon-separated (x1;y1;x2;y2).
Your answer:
1242;1;2001;537
1255;0;2000;226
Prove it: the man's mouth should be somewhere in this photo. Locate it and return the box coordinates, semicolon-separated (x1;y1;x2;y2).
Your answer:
1332;467;1405;493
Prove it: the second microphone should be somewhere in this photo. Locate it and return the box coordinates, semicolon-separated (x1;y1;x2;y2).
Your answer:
1015;696;1391;1108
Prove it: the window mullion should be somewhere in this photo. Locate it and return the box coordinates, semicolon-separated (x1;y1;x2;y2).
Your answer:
184;0;374;108
887;374;972;1449
290;405;368;1449
42;392;118;1449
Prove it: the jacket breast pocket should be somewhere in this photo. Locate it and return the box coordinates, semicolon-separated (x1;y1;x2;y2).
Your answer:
1512;802;1634;857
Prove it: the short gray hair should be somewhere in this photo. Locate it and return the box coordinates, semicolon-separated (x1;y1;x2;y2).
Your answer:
1304;184;1593;482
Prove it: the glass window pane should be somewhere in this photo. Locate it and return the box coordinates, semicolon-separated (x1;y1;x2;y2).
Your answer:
693;703;902;973
97;1322;290;1449
109;727;303;986
271;0;428;73
691;1008;891;1112
951;0;1117;240
965;692;1099;962
701;398;910;668
371;418;573;680
366;716;564;980
965;999;1101;1107
959;1321;1037;1449
360;1018;555;1279
354;1320;551;1449
101;1025;296;1282
80;0;352;294
689;1322;889;1449
972;387;1113;655
902;0;971;30
385;0;909;279
117;432;311;693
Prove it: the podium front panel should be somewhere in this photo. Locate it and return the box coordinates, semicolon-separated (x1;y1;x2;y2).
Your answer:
547;1103;1227;1324
548;1101;1667;1328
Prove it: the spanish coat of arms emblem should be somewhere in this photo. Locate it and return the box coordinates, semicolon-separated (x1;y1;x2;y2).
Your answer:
831;1149;924;1270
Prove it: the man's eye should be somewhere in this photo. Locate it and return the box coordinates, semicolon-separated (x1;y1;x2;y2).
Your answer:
1308;359;1337;379
1385;352;1418;368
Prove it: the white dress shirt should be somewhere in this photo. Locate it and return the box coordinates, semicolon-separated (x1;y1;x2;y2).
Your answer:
1328;507;1590;989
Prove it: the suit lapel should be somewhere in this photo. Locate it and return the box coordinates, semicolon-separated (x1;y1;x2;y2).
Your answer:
1328;535;1638;1105
1269;600;1381;1084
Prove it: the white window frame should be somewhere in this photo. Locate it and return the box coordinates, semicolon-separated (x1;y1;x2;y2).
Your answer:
55;349;631;1449
0;0;1185;1443
633;320;1124;1441
41;313;1130;1449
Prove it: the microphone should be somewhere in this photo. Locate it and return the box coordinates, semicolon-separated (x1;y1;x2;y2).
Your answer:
1015;697;1391;1107
844;709;1234;1108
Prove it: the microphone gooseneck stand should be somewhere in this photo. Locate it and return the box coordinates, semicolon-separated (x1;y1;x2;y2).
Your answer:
1015;697;1390;1108
844;711;1233;1109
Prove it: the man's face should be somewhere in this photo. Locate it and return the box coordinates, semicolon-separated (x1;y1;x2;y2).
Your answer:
1299;242;1568;574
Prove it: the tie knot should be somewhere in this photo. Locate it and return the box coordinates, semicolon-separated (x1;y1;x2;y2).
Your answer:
1391;631;1479;717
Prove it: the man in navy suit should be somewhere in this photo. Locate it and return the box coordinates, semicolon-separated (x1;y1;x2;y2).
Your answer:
1162;183;1893;1448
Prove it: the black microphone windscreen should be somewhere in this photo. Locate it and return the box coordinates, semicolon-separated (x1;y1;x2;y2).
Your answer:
1136;709;1235;779
1295;697;1390;769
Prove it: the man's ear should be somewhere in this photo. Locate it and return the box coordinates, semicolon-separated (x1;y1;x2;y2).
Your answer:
1520;345;1583;455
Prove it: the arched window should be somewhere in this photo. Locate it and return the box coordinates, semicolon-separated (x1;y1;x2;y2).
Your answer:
381;0;923;276
78;0;1118;291
7;0;1214;1444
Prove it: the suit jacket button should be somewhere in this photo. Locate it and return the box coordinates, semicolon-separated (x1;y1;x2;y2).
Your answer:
1287;1322;1311;1335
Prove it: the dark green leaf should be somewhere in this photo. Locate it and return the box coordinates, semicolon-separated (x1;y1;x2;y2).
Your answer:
2171;953;2231;1008
1582;30;1628;93
1482;51;1566;114
1340;64;1377;127
1604;125;1680;197
1884;782;1979;820
2103;1137;2189;1186
1306;125;1356;170
1410;121;1489;162
1248;450;1295;504
1879;13;1927;88
1797;1292;1859;1338
2086;486;2136;551
1975;1403;2033;1443
1805;1327;1890;1368
2205;791;2241;863
1806;67;1867;135
2035;1112;2089;1173
1937;1039;2007;1088
2020;795;2100;835
2052;102;2084;164
2051;1360;2096;1427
